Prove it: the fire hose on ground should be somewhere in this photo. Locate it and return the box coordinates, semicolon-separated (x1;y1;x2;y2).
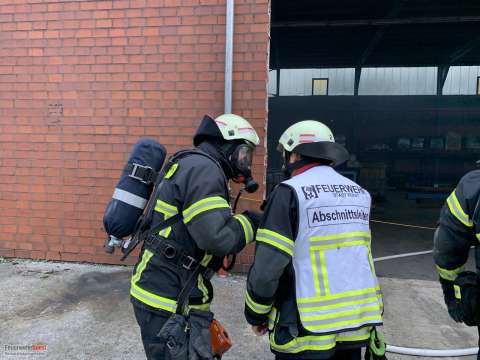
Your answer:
371;219;479;357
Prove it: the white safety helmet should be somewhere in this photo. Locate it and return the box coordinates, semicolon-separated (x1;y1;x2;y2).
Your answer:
193;114;260;192
193;114;259;147
278;120;349;167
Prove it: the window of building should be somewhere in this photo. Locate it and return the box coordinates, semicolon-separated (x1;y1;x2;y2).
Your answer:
477;77;480;95
312;78;329;95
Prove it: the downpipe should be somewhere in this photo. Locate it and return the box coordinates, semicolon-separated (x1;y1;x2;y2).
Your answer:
224;0;234;114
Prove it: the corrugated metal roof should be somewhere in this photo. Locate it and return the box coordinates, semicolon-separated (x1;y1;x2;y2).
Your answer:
271;0;480;68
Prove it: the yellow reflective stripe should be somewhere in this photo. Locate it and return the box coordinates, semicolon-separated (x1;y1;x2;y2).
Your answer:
155;199;178;216
476;233;480;242
311;251;321;295
310;231;371;241
200;253;213;267
183;196;230;224
130;283;178;312
234;214;254;244
336;327;372;342
164;163;178;179
245;291;272;315
311;240;369;252
197;274;209;303
130;250;178;312
154;200;178;237
306;315;382;331
302;305;380;321
300;296;380;312
268;307;277;331
446;190;473;227
189;303;211;311
270;331;336;353
270;325;371;353
436;264;465;281
454;284;462;300
298;287;381;303
131;249;154;284
256;228;294;256
319;251;330;296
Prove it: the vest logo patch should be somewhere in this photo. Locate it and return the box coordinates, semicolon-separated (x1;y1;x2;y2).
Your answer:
301;184;366;200
307;205;370;227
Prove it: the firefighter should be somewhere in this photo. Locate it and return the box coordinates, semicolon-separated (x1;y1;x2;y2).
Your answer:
433;170;480;357
245;120;384;360
131;114;261;360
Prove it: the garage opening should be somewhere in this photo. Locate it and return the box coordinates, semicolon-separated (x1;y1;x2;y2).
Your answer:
267;0;480;278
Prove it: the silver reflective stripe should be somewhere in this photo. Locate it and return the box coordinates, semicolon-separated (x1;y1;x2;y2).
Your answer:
271;334;336;353
234;214;254;243
113;188;148;209
303;310;381;327
314;252;327;296
281;337;334;351
310;235;369;247
245;291;272;315
337;326;371;340
256;229;295;256
183;197;230;223
155;202;177;217
300;301;380;317
298;290;380;309
446;191;473;227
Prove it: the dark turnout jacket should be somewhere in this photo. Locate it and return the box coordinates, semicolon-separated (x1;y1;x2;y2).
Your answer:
434;170;480;281
130;142;255;313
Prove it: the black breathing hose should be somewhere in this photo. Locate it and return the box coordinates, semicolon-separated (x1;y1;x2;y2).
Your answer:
221;189;245;272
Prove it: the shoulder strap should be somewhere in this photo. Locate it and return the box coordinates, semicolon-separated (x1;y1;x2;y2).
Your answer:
176;263;203;315
120;148;227;261
171;148;227;185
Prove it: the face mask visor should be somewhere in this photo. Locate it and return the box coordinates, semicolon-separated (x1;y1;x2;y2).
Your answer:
232;144;254;175
231;143;258;193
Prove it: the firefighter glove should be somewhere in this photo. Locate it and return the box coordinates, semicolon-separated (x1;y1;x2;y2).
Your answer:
440;277;464;323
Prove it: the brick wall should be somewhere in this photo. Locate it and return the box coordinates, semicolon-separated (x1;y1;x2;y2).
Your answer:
0;0;270;269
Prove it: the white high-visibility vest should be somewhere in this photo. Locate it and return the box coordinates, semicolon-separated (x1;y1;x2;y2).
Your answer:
283;166;383;334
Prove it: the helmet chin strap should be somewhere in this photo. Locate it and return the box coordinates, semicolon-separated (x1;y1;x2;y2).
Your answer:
283;157;313;179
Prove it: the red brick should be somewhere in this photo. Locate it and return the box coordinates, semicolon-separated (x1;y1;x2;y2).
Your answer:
0;249;14;257
0;0;269;269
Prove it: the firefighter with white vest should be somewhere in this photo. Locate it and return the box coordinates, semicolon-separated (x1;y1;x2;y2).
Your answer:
245;120;385;360
131;114;261;359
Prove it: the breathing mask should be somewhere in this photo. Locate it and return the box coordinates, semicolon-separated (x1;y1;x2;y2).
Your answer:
230;142;258;193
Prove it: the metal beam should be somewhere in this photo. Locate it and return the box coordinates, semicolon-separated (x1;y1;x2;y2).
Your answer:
449;36;480;63
272;16;480;28
437;66;450;95
276;69;280;97
357;0;405;67
354;67;362;96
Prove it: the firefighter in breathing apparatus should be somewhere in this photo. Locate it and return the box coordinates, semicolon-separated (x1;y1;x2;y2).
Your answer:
130;114;261;360
245;120;385;360
433;170;480;358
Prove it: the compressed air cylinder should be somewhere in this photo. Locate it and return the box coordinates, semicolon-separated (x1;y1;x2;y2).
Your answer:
103;138;166;239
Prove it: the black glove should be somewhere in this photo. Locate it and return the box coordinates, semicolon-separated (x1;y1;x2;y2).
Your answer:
440;277;464;323
243;210;262;229
454;271;480;326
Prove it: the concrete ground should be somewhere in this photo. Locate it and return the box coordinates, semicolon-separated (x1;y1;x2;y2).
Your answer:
1;258;478;360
